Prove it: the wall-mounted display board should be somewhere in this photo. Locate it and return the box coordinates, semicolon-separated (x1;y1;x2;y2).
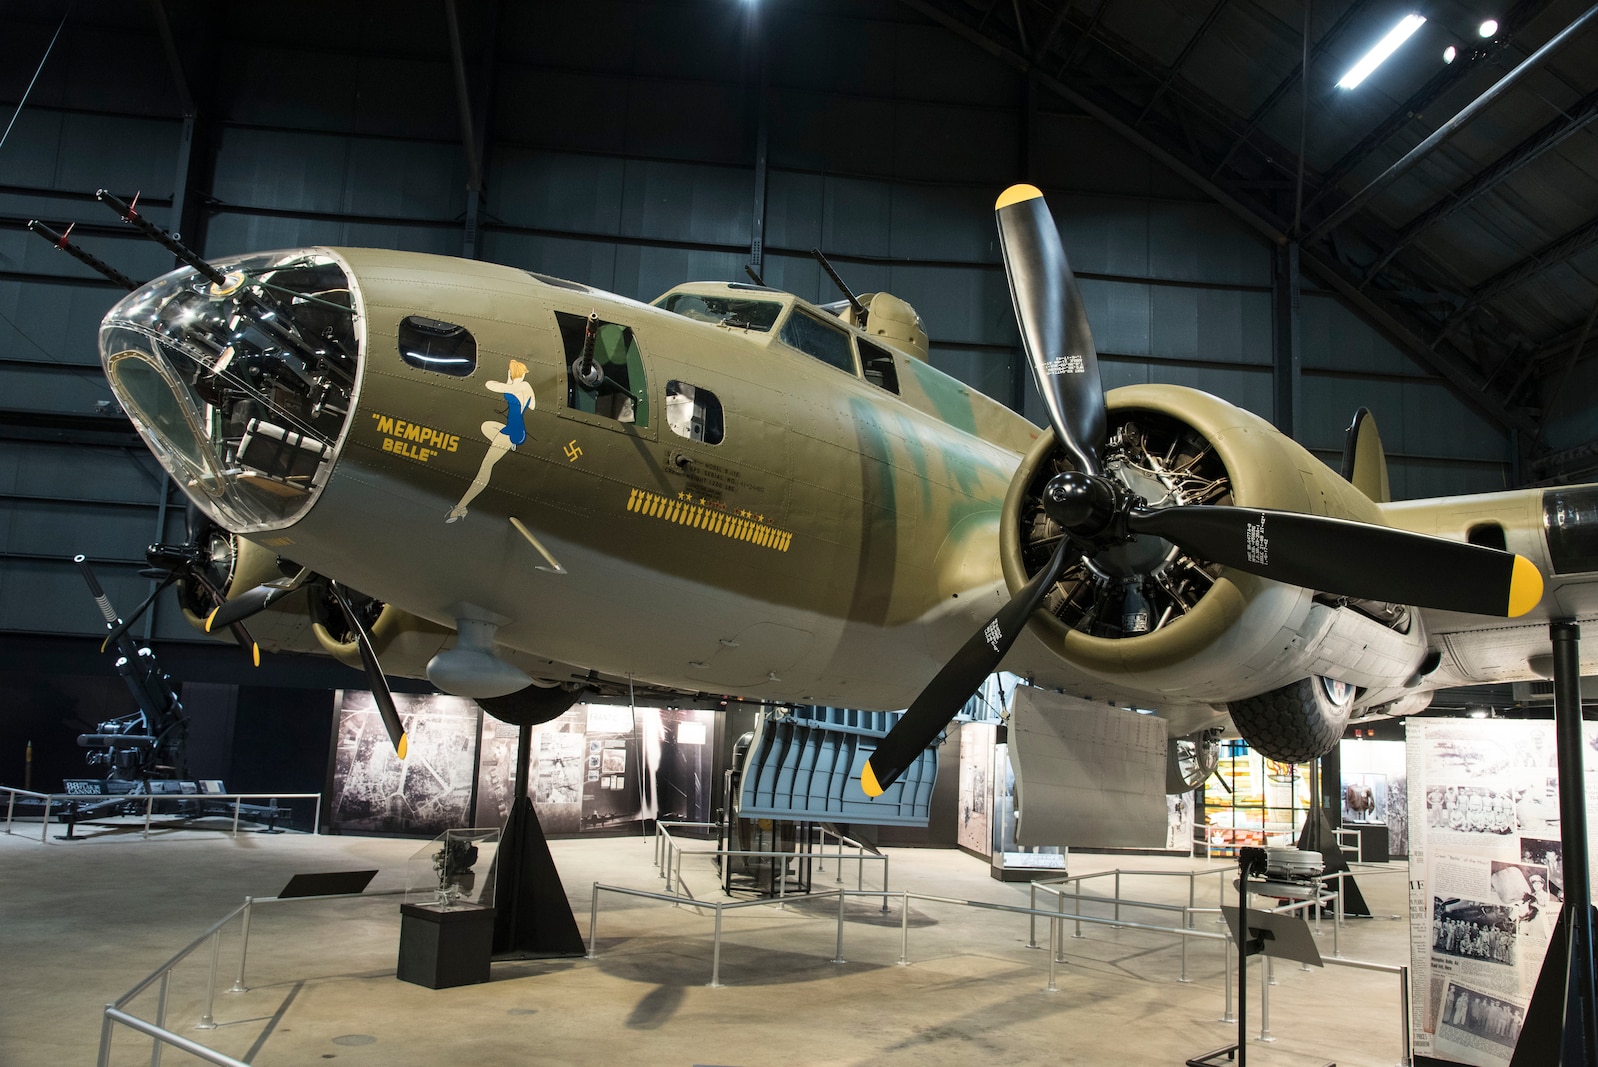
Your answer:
1406;718;1593;1066
328;691;480;835
1198;742;1311;854
327;693;714;837
470;703;715;835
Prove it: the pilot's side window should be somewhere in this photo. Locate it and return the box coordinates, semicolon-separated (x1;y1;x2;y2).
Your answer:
859;338;900;394
398;316;477;377
779;311;858;375
665;381;724;445
556;311;649;427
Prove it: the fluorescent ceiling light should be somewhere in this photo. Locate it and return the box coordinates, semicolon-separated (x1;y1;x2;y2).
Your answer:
1337;13;1427;89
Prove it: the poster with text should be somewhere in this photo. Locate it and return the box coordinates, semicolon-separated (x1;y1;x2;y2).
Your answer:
1406;718;1596;1065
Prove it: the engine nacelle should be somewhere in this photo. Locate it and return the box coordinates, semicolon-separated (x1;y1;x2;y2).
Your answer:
999;384;1429;706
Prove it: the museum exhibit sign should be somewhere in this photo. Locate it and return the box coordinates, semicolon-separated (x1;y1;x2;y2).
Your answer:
1406;718;1595;1066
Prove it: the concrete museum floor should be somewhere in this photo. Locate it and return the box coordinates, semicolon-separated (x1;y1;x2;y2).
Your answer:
0;822;1417;1066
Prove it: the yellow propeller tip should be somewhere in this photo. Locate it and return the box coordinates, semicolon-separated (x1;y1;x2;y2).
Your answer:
1507;555;1543;618
251;644;261;668
861;760;885;798
996;183;1044;210
396;734;409;761
204;607;219;633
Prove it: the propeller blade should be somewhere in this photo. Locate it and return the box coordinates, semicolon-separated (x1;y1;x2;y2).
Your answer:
99;571;180;652
204;579;298;632
995;184;1105;476
862;536;1075;797
1127;504;1543;617
187;570;261;667
327;581;408;759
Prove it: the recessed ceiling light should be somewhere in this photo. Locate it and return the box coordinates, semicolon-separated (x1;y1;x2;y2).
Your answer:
1443;44;1458;63
1338;13;1428;89
1479;18;1499;37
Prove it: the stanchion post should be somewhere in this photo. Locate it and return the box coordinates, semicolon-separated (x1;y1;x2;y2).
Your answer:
708;905;725;988
1220;929;1235;1022
1114;870;1121;923
150;970;169;1067
1399;965;1412;1067
97;1007;115;1067
898;891;911;965
1028;884;1039;948
1074;876;1084;939
1180;915;1190;983
1188;873;1197;929
143;794;154;839
229;897;254;993
880;855;889;912
586;884;600;959
832;891;846;964
196;931;222;1029
1055;890;1066;962
1259;954;1275;1043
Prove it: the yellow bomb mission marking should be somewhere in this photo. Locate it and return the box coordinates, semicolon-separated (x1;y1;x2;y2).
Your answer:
371;413;461;464
626;488;793;553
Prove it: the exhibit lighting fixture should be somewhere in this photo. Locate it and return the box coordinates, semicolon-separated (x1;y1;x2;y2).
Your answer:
1337;13;1427;88
1443;44;1457;63
1479;18;1499;36
1467;705;1491;719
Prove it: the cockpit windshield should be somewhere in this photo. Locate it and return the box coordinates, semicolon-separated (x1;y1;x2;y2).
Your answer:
654;291;783;332
99;250;360;533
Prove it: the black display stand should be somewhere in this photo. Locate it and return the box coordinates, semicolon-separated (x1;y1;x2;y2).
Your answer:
1298;810;1371;917
1189;847;1333;1067
397;904;496;989
1507;619;1597;1067
491;725;586;959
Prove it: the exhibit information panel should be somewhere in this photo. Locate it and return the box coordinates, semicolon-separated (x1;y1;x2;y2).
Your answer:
1406;718;1594;1066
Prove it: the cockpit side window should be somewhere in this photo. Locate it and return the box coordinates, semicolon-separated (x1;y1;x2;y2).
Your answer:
556;311;649;427
859;338;900;394
779;310;858;375
655;292;783;332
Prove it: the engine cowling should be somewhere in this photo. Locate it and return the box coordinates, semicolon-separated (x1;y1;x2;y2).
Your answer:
999;384;1429;709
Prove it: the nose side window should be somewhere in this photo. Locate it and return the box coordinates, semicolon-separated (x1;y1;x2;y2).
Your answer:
398;316;478;377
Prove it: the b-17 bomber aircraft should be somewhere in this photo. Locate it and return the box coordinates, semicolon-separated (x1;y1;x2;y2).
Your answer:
48;184;1597;799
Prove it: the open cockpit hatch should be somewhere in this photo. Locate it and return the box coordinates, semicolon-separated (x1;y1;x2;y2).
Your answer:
99;250;362;533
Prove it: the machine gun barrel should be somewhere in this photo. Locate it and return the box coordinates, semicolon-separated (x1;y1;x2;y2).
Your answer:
95;190;355;379
26;220;140;291
95;189;227;287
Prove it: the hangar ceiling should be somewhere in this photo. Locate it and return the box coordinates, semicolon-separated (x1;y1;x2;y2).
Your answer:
906;0;1598;480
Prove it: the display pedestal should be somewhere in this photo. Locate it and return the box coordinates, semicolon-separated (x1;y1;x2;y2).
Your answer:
397;904;496;989
1353;824;1389;864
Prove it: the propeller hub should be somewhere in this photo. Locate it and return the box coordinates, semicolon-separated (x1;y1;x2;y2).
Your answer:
1041;471;1120;537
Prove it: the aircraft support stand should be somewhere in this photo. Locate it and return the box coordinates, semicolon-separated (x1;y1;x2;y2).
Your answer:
1508;619;1597;1067
492;723;586;959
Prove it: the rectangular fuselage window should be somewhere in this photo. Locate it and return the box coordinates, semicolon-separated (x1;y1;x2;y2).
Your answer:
665;381;724;444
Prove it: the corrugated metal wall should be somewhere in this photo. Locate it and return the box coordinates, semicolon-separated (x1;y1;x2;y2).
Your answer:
0;0;1511;649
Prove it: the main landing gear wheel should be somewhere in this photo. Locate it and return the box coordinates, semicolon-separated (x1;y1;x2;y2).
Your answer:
1227;676;1355;764
1166;728;1222;793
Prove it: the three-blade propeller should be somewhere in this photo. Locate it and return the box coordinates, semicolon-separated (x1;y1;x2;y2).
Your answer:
861;184;1543;797
207;571;410;759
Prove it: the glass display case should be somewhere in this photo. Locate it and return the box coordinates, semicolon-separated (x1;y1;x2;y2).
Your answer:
405;827;500;911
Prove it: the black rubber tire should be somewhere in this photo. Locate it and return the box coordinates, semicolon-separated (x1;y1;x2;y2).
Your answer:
477;684;592;728
1227;677;1354;764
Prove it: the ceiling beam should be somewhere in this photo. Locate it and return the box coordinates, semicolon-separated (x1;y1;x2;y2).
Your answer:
1306;2;1598;245
1133;0;1231;128
1362;81;1598;284
898;0;1537;437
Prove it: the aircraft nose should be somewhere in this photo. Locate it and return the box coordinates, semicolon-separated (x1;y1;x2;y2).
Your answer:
99;249;362;532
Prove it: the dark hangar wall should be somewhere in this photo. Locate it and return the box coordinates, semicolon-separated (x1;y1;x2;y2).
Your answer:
1;0;1510;663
